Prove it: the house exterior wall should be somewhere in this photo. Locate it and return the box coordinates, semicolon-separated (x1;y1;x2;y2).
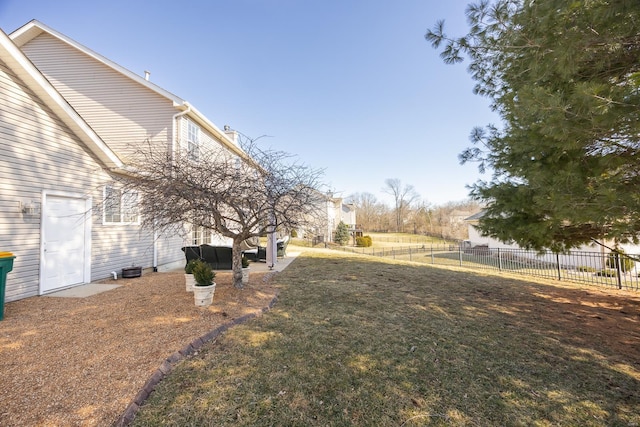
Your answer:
0;59;149;301
152;230;186;272
18;33;175;160
339;203;356;229
14;31;204;283
7;24;256;292
467;222;521;250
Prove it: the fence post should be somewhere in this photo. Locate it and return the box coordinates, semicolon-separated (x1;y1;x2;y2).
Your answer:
409;247;412;261
614;252;622;289
459;244;463;266
431;245;434;264
556;253;561;281
498;248;502;271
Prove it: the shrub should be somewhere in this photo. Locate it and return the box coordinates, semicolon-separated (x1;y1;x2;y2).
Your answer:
290;229;298;238
595;269;617;277
356;235;373;247
241;256;249;268
185;259;199;274
606;250;635;273
192;260;215;285
577;266;596;273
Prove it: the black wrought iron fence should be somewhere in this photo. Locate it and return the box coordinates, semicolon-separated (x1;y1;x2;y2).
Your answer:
334;245;640;291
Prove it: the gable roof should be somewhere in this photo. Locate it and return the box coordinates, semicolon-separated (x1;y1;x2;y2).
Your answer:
10;20;248;160
10;20;185;105
0;28;123;169
465;211;485;222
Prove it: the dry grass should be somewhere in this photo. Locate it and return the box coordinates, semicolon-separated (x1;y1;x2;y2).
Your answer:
0;269;278;427
132;250;640;426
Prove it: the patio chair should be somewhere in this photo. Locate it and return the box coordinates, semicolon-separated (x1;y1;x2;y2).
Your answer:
277;236;290;258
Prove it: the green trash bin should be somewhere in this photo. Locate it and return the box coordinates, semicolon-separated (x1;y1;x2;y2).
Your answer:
0;252;16;321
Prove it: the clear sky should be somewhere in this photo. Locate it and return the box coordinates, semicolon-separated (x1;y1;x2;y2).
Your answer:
0;0;500;206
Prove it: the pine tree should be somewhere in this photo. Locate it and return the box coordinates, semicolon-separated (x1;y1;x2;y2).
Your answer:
427;0;640;251
334;221;350;246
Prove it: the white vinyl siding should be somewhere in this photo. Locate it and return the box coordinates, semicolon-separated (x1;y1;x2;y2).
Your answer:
0;59;108;301
19;33;176;160
4;28;247;298
0;58;168;301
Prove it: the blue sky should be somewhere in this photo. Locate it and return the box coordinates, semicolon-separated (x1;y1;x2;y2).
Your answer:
0;0;500;206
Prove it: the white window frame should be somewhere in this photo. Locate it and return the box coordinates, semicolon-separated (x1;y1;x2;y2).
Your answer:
103;185;140;225
191;226;211;245
187;121;200;161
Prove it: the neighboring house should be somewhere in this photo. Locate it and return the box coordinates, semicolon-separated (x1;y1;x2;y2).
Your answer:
298;192;357;244
328;196;358;241
449;210;474;227
464;211;640;268
1;21;246;301
464;210;599;251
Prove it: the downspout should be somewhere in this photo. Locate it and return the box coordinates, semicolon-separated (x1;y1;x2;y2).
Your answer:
153;104;191;271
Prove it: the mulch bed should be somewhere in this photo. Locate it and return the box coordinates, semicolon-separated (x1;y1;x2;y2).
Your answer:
0;270;278;427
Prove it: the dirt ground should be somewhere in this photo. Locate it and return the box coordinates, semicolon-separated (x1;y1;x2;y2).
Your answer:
0;270;278;427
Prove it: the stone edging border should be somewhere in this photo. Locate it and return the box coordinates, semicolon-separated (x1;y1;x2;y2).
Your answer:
113;291;280;427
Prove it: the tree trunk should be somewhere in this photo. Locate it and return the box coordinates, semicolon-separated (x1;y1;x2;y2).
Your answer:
232;238;244;289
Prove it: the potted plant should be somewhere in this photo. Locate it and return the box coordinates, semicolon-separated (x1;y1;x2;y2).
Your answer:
241;255;250;285
184;259;199;292
192;260;216;307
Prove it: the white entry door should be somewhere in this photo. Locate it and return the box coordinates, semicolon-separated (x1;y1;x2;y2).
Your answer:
41;194;90;294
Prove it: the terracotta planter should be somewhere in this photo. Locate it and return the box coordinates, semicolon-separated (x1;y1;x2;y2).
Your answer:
184;274;196;292
193;283;216;307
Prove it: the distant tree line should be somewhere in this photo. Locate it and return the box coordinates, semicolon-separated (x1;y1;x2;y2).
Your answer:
347;179;482;241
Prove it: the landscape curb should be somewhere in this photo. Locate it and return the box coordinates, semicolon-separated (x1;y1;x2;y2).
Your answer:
112;292;280;427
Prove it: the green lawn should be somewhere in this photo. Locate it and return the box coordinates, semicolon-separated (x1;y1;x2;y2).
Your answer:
132;250;640;426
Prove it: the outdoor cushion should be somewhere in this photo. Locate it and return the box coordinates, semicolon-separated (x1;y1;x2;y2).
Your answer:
200;245;233;270
256;246;267;262
214;246;233;270
181;246;202;266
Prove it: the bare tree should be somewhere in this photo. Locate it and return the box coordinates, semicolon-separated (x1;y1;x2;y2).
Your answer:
427;200;482;240
345;192;387;232
409;200;433;235
382;178;420;233
119;135;325;288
